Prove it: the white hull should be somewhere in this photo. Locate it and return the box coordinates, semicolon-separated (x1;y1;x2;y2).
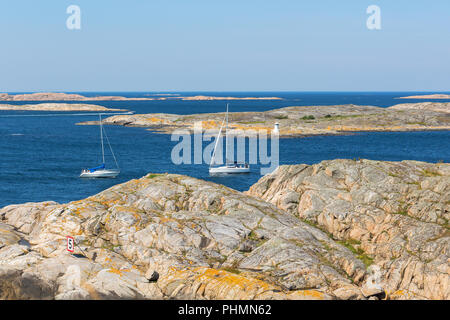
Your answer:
209;166;250;174
80;169;120;178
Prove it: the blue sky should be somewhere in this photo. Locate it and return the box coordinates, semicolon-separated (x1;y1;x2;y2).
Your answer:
0;0;449;92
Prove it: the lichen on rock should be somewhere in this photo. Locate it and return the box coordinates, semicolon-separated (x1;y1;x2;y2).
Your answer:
0;159;448;300
247;159;449;300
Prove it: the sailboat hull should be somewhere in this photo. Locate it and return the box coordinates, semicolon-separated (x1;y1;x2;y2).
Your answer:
80;169;120;178
209;166;250;174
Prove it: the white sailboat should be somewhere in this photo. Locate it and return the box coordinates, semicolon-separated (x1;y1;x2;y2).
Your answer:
80;114;120;178
209;104;250;174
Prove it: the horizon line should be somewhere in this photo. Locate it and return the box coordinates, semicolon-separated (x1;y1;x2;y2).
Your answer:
3;90;450;94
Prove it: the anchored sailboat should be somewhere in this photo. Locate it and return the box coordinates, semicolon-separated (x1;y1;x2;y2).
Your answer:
80;114;120;178
209;104;250;174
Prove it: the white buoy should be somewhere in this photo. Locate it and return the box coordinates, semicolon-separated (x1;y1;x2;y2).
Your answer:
273;122;280;134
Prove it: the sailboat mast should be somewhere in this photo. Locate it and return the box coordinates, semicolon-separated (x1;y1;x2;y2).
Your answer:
226;104;229;132
210;106;228;168
225;104;229;164
99;114;105;164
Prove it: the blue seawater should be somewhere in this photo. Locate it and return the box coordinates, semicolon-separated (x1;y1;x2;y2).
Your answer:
0;92;448;207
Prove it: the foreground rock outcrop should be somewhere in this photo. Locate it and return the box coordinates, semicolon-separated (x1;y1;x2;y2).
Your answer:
247;159;449;300
0;160;448;300
0;174;368;300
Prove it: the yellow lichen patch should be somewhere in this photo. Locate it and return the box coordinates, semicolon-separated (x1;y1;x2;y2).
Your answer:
70;204;97;219
69;199;85;206
283;128;304;135
133;212;142;222
101;257;121;270
167;266;274;294
107;267;130;277
389;289;421;300
231;123;272;133
163;266;328;300
287;289;326;300
323;124;450;134
158;216;178;225
103;199;121;207
201;268;271;291
103;212;112;224
113;205;141;214
143;116;173;125
200;120;219;129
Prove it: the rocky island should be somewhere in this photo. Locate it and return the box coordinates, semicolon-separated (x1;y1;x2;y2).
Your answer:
0;93;153;101
179;95;282;101
397;94;450;100
0;159;448;300
0;103;128;112
0;93;282;102
77;102;450;137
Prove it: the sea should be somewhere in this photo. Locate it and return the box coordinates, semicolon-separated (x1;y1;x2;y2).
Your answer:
0;92;449;208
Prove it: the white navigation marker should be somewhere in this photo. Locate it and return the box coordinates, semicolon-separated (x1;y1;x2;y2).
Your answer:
273;122;280;134
67;236;75;253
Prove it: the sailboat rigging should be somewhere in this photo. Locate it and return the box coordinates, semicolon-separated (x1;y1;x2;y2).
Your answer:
209;104;250;174
80;114;120;178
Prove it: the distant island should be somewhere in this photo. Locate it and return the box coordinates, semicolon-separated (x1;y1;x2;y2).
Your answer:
0;103;127;112
78;102;450;137
0;92;153;101
397;94;450;99
180;95;282;101
0;92;282;102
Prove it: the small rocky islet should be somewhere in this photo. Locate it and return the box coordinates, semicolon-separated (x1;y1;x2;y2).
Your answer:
396;94;450;100
0;159;448;300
